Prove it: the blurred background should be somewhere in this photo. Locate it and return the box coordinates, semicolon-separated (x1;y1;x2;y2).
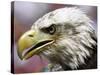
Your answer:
12;1;97;73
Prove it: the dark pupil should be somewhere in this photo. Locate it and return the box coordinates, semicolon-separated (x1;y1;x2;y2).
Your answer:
49;26;54;33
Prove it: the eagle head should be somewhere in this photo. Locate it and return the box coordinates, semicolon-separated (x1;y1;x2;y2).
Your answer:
17;7;97;70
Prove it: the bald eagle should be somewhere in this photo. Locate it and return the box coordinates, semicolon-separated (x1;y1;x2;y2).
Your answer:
17;7;97;71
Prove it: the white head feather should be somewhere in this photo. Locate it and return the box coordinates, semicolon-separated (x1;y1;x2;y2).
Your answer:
32;7;97;70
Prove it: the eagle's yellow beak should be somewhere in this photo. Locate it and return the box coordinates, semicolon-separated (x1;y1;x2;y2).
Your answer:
17;29;54;60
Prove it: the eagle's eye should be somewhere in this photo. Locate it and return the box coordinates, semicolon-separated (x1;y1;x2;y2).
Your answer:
41;24;56;35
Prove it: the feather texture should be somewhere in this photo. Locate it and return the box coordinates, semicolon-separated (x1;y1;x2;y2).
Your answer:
31;7;97;71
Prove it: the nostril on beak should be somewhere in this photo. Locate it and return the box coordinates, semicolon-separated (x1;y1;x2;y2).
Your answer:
28;34;34;37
